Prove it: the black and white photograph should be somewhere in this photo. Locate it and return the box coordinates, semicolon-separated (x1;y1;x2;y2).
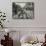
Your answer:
12;2;34;19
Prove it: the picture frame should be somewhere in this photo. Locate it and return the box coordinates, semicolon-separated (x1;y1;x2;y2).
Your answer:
12;2;34;19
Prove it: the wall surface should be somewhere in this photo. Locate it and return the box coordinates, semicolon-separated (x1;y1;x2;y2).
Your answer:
0;0;46;27
0;0;46;32
0;0;46;46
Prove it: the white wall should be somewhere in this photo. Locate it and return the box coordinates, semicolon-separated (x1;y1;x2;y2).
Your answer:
0;0;46;27
0;0;46;32
0;1;46;46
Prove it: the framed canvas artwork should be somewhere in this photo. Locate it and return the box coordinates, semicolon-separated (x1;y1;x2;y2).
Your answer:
12;2;34;19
